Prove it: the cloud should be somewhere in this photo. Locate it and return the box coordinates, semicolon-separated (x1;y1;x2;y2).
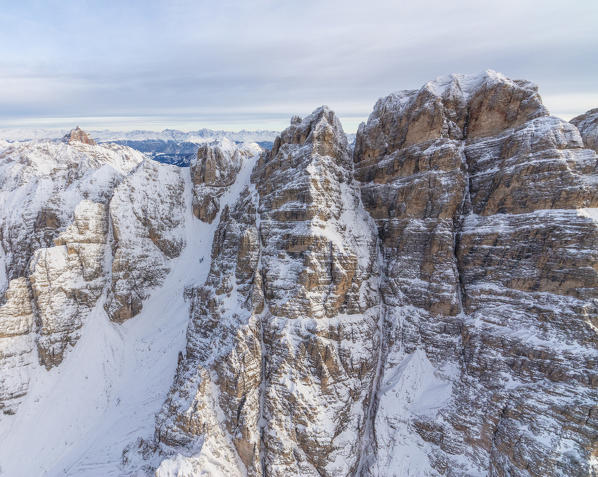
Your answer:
1;0;597;131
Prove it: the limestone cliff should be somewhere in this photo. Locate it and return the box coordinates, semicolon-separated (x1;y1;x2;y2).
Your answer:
354;71;598;477
0;133;253;418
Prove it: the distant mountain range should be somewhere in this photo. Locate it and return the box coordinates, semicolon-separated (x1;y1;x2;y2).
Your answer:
0;127;280;143
0;128;278;166
109;139;275;167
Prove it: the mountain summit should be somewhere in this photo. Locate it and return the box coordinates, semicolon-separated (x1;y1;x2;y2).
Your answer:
62;126;96;145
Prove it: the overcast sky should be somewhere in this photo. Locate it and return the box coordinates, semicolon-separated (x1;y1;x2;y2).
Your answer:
1;0;597;132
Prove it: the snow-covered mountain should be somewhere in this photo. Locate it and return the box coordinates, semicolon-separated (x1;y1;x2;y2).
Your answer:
0;71;597;476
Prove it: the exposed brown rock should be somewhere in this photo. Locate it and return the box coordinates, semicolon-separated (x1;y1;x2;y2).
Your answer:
355;71;598;477
62;126;96;145
1;71;596;477
190;138;258;223
153;106;380;476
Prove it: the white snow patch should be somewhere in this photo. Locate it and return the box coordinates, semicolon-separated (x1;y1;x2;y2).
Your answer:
374;348;457;476
577;208;598;223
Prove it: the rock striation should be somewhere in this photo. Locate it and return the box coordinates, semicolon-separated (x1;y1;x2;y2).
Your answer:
150;106;380;476
354;70;598;476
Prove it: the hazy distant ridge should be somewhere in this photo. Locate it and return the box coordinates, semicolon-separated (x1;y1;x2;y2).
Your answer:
0;127;280;143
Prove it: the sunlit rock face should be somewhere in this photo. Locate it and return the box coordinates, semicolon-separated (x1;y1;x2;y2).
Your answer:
0;136;214;413
0;138;145;413
150;72;597;477
62;127;97;146
29;199;109;367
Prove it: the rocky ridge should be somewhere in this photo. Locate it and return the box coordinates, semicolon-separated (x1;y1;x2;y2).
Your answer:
148;107;380;476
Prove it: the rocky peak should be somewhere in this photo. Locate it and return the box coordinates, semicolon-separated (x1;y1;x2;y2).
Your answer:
354;70;548;163
1;72;597;477
352;72;598;476
190;138;258;223
62;126;96;145
571;107;598;152
191;137;242;187
151;106;380;475
269;106;348;159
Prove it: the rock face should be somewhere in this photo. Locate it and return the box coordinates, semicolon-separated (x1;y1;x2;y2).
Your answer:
152;107;380;476
0;140;150;411
149;72;598;477
62;126;97;145
190;138;260;223
0;278;35;415
30;200;109;367
105;160;186;322
354;71;598;476
572;108;598;152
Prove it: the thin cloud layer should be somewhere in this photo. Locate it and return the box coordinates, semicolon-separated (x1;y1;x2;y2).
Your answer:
1;0;597;131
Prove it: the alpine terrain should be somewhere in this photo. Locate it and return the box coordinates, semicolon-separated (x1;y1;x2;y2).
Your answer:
0;71;596;476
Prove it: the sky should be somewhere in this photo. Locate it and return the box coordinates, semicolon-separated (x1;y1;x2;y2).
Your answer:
1;0;597;133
